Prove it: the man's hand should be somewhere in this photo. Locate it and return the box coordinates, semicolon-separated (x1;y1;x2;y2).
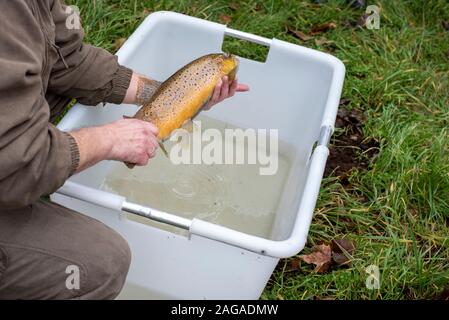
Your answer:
70;119;159;172
104;119;159;165
204;76;250;110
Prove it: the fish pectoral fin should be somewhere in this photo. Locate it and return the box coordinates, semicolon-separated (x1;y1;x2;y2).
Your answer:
181;119;194;133
158;140;169;158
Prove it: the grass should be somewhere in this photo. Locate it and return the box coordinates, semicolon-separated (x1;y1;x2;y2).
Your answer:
66;0;449;299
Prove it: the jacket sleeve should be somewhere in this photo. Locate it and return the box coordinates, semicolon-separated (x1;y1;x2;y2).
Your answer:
47;0;133;105
0;2;78;209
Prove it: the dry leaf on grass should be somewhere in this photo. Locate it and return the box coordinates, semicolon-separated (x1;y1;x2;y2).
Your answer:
219;14;232;24
331;239;356;266
310;22;337;36
287;26;312;41
299;244;332;273
285;258;301;272
299;239;357;273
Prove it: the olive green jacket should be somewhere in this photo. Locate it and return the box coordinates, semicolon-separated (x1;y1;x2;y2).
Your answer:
0;0;133;209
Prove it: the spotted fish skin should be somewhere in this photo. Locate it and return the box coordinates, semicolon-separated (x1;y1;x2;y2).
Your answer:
134;53;239;141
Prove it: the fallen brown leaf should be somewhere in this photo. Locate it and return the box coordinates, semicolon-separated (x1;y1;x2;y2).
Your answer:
287;26;312;41
285;258;301;272
331;239;356;266
310;22;336;36
142;8;152;16
332;239;356;253
332;253;349;266
219;14;232;24
299;244;332;273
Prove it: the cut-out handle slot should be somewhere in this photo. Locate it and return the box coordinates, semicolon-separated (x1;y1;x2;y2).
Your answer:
222;27;271;63
224;28;272;47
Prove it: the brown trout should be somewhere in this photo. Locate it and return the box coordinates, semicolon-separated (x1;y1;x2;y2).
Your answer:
125;53;239;168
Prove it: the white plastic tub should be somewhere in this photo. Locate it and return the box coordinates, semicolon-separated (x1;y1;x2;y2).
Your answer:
51;11;345;299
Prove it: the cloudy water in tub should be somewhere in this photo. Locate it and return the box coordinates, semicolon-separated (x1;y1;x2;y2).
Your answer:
100;115;294;238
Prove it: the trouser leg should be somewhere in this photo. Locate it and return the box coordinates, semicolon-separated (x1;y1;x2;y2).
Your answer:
0;200;131;299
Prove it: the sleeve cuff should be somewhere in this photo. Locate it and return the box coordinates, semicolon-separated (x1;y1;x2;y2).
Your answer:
107;65;133;104
64;132;80;176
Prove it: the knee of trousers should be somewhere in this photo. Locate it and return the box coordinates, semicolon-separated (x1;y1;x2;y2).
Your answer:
78;226;132;300
0;202;132;300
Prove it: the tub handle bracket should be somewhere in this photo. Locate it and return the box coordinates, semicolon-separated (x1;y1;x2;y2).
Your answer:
122;201;192;230
317;125;333;147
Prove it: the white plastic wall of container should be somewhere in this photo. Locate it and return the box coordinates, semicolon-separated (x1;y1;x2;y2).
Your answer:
52;11;345;299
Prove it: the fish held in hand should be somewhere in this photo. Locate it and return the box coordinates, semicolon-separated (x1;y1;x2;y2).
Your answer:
125;53;239;168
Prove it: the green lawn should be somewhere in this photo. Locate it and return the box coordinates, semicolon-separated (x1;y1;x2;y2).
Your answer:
67;0;449;299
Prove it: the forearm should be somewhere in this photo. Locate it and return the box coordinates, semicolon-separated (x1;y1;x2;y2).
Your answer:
67;71;161;173
122;72;161;105
69;127;112;173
